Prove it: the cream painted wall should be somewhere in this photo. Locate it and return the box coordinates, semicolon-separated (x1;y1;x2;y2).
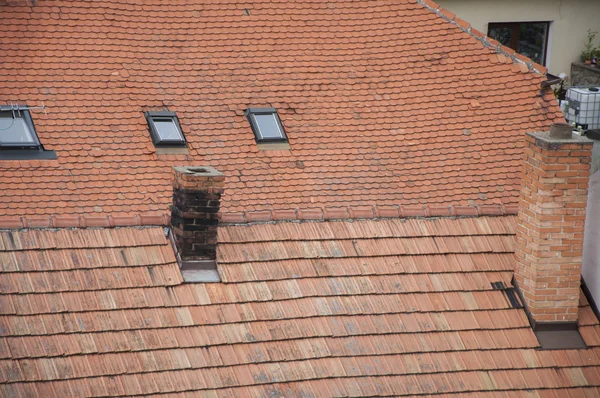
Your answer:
437;0;600;78
583;146;600;309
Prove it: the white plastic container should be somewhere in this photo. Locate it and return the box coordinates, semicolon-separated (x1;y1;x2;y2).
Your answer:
565;87;600;130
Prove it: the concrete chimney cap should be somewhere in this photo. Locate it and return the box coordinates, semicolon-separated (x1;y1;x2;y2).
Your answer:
526;131;593;147
173;166;224;177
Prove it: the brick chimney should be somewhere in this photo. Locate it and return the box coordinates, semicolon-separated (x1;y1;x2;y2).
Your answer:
515;124;593;327
170;166;224;282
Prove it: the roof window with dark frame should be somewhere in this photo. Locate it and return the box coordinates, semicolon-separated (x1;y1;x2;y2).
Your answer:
245;108;288;143
145;111;187;147
0;105;57;160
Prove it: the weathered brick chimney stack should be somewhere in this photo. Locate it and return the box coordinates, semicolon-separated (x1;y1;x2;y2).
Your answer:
170;166;225;282
515;123;593;327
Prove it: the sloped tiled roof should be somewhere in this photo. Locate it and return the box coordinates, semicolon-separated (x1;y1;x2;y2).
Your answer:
2;216;600;396
0;0;563;219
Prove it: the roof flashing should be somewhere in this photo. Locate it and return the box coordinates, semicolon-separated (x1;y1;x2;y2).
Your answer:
167;227;222;283
0;149;57;160
512;276;588;350
534;324;587;350
257;141;291;151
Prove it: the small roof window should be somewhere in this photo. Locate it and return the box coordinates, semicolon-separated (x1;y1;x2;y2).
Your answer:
145;111;186;147
0;106;56;159
245;108;287;143
0;107;40;149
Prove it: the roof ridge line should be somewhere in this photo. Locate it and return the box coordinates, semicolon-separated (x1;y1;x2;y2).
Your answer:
416;0;548;76
0;204;518;230
221;204;518;224
0;212;170;230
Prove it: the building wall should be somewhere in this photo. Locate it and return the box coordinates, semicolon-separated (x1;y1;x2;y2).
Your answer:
572;63;600;86
437;0;600;78
583;144;600;306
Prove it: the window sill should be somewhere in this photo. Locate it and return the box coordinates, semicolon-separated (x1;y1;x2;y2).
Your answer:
0;150;57;160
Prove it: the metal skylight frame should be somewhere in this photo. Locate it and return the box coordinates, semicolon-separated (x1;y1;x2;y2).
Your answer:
145;111;187;147
245;108;288;143
0;106;42;150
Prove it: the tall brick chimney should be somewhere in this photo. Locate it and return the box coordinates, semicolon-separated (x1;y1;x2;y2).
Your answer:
515;124;593;328
170;166;224;282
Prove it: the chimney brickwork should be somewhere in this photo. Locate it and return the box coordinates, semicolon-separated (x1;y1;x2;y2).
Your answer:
170;166;224;265
515;131;593;324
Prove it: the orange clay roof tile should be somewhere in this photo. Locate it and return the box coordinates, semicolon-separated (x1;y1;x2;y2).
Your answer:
0;0;563;219
1;218;600;395
1;1;591;396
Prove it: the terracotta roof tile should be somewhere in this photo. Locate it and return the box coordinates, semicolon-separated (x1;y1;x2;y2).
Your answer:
0;0;562;219
1;217;599;395
0;0;591;395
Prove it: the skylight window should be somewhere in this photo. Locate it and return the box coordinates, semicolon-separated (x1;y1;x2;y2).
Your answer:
145;111;186;147
245;108;287;143
0;105;56;159
0;107;40;149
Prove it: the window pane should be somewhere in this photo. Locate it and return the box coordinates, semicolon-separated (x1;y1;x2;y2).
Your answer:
0;113;35;145
154;119;183;141
519;23;548;65
489;26;512;47
254;113;283;139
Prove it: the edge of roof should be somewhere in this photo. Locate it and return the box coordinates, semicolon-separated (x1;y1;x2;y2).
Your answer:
0;204;518;229
417;0;548;76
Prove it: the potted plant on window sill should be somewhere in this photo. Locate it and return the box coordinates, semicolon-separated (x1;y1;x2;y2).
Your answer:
581;29;598;65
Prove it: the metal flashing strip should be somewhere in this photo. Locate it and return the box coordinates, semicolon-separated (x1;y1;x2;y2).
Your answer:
582;279;600;325
535;327;587;350
511;276;587;350
166;227;221;283
490;281;523;309
0;149;57;160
